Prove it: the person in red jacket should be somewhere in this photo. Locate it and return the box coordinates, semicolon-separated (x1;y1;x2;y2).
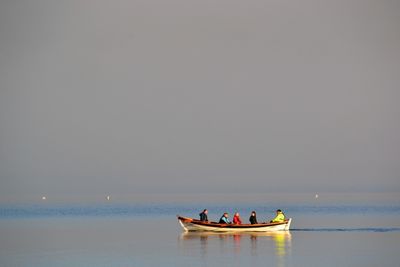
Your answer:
232;212;242;224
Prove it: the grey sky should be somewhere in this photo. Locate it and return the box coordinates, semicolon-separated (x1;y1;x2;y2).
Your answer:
1;0;399;200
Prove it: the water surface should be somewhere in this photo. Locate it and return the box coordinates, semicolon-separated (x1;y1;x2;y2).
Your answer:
1;201;399;266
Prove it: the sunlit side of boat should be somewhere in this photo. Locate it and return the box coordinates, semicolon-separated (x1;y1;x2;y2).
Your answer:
177;216;292;232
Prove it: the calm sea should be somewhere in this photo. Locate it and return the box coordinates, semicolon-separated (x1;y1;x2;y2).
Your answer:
1;196;400;267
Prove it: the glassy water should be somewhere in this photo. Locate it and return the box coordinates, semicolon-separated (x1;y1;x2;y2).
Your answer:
1;202;399;267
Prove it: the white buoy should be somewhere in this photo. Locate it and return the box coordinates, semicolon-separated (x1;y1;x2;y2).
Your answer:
106;195;111;201
315;194;319;199
42;196;47;200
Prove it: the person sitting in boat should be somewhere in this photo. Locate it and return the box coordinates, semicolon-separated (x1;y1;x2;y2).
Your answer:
199;209;208;222
270;209;285;223
219;212;231;224
232;212;242;224
249;211;258;224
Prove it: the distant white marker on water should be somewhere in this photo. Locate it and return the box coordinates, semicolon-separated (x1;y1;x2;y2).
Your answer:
42;196;47;200
106;195;111;201
315;194;319;199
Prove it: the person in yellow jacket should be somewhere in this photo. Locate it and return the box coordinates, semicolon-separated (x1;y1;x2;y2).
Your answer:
270;209;285;223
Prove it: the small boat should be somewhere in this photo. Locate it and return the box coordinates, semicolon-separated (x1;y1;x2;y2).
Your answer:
177;216;292;232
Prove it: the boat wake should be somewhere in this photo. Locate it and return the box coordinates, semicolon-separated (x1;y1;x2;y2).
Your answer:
291;227;400;232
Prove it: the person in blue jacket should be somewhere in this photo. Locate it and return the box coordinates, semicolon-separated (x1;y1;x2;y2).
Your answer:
219;212;231;224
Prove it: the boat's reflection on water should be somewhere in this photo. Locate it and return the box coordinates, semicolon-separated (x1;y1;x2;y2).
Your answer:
179;231;291;263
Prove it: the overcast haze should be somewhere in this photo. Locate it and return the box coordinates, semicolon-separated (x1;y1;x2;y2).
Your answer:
1;0;399;201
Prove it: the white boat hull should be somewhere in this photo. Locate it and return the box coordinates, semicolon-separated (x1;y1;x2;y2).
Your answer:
177;216;292;232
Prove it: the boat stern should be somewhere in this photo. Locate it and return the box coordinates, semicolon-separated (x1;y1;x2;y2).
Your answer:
285;218;292;231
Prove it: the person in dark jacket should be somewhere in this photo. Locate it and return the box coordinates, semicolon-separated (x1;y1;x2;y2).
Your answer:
249;211;258;224
219;212;231;224
199;209;208;222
